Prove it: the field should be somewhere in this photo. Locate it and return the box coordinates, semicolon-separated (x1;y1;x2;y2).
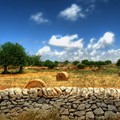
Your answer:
0;65;120;90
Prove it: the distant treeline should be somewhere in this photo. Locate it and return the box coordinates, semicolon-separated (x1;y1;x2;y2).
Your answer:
0;42;120;74
26;57;112;69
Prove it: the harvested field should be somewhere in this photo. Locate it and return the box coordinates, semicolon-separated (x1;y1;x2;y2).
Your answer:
0;67;120;90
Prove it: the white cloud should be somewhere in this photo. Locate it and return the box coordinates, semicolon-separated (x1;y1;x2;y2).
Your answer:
59;4;85;21
36;32;119;62
58;0;109;21
87;32;115;50
49;34;83;48
30;12;49;24
36;46;51;56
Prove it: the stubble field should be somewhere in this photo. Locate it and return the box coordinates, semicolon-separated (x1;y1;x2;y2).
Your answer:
0;66;120;90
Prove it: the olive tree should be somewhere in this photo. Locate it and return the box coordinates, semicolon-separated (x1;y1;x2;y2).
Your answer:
0;42;27;73
26;55;41;66
116;59;120;68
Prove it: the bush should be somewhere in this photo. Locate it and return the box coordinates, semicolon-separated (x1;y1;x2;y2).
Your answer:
77;63;85;69
72;61;80;66
116;59;120;68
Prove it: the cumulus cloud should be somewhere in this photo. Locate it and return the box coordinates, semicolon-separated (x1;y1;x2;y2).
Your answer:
30;12;49;24
59;4;85;21
87;32;115;50
36;46;51;56
49;34;83;48
36;32;119;62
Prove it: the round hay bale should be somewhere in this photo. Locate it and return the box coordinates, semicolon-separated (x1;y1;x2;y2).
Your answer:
25;79;47;89
56;71;69;81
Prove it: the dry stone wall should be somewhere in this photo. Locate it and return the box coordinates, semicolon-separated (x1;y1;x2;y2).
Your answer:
0;87;120;120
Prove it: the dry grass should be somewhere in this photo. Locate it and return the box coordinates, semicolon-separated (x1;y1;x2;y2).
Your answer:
0;108;67;120
0;109;120;120
0;68;120;90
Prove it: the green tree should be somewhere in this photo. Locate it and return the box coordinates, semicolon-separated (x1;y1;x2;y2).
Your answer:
104;60;112;65
81;59;89;65
88;61;95;66
77;63;85;69
54;61;59;67
0;42;27;73
63;60;69;65
26;55;42;66
44;60;54;69
116;59;120;68
72;60;80;66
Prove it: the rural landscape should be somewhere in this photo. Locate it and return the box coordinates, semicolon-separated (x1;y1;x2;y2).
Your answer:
0;42;120;90
1;42;120;120
1;0;120;120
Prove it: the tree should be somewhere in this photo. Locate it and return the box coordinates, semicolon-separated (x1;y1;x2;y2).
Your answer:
81;59;89;65
63;60;69;65
116;59;120;68
77;63;85;69
43;60;54;68
104;60;112;65
54;61;59;67
72;61;80;66
0;42;27;73
88;61;95;66
26;55;41;66
43;60;58;69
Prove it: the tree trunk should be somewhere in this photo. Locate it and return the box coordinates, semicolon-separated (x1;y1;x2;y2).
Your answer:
2;65;8;74
19;66;23;73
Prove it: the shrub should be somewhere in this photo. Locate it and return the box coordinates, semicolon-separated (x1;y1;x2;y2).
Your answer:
116;59;120;68
77;63;85;69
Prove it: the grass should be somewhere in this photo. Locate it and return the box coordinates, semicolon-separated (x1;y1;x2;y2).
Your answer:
0;108;120;120
0;66;120;90
0;108;67;120
0;67;120;120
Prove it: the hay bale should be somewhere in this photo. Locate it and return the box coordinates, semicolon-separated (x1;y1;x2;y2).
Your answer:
56;71;69;81
25;79;47;89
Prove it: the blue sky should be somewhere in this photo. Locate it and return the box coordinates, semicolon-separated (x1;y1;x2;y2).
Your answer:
0;0;120;62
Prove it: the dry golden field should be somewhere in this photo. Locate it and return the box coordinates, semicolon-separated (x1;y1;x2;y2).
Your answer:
0;66;120;90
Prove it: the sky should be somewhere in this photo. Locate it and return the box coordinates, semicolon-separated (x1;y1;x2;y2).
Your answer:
0;0;120;62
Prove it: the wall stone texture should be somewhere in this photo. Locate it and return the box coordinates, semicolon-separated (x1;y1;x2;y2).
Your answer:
0;87;120;120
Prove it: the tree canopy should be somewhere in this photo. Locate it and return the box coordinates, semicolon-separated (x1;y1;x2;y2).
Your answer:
0;42;27;73
116;59;120;68
26;55;42;66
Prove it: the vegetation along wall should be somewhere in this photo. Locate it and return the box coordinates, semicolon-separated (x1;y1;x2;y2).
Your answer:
0;87;120;120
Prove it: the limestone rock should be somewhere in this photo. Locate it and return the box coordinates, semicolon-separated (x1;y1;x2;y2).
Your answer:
108;105;117;113
94;108;104;116
77;104;86;110
86;111;94;120
74;111;85;117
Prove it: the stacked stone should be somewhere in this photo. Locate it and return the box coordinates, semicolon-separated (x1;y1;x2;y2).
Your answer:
0;87;120;120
